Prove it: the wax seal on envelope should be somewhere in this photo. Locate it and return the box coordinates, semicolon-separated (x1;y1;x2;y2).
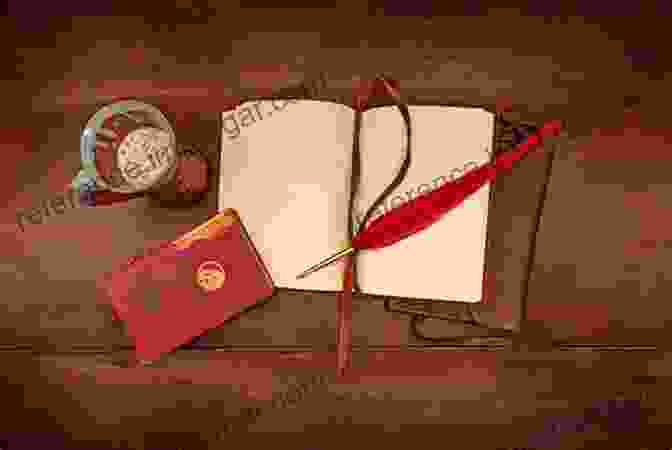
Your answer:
101;209;275;364
196;260;227;292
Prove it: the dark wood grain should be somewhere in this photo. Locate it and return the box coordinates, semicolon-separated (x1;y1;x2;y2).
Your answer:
3;8;672;447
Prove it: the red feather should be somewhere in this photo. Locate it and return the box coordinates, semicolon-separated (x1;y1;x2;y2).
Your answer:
352;120;561;251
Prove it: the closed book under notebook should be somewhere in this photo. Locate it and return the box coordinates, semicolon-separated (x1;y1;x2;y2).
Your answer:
101;209;275;362
218;100;494;302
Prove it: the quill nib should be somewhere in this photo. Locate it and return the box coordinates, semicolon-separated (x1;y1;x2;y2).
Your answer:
296;247;356;279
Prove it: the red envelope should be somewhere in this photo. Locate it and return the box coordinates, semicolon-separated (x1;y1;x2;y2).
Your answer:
101;209;275;363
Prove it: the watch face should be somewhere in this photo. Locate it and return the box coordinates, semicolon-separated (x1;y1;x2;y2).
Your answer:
117;127;176;191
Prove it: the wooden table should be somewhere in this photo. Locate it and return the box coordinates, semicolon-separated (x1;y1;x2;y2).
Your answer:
3;9;672;449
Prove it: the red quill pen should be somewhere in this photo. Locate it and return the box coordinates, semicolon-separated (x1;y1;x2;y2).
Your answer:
297;119;562;279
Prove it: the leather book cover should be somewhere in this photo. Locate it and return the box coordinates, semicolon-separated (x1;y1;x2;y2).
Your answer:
101;209;275;363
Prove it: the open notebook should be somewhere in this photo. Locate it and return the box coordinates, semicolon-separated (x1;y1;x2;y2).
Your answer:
218;100;494;302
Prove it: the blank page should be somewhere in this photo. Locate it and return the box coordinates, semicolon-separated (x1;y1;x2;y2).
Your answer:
355;106;494;301
219;100;355;291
